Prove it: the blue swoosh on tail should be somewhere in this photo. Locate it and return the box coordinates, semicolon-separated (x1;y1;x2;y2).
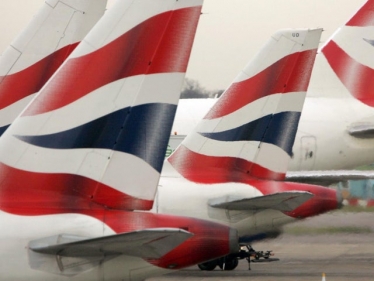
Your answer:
0;125;9;137
363;38;374;47
199;111;301;156
15;103;177;173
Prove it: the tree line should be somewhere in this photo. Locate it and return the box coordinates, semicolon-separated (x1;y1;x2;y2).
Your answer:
181;78;224;99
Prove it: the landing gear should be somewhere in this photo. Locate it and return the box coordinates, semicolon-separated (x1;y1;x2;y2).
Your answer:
197;256;239;271
197;260;217;271
197;245;278;271
222;257;238;270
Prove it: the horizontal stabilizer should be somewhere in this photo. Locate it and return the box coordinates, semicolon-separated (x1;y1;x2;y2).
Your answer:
286;170;374;186
28;228;193;276
30;228;192;259
209;191;313;212
348;123;374;139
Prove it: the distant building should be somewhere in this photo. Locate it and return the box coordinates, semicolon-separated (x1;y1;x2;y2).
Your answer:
337;180;374;207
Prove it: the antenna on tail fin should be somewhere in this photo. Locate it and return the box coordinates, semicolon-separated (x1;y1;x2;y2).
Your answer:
169;28;322;183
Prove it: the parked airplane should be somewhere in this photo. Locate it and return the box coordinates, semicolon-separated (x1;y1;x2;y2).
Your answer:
170;0;374;176
0;0;241;280
0;0;108;136
156;28;342;270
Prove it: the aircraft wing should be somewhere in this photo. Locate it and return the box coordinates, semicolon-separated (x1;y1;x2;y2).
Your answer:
208;191;313;212
286;170;374;186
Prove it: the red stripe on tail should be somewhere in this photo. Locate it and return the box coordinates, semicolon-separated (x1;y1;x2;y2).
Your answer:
322;40;374;107
23;7;202;116
346;0;374;27
0;163;153;215
0;43;78;110
205;50;317;120
168;145;285;183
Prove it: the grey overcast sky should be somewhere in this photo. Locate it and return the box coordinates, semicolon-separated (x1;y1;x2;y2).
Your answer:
0;0;367;90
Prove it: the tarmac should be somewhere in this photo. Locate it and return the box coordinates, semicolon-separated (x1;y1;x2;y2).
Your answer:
148;211;374;281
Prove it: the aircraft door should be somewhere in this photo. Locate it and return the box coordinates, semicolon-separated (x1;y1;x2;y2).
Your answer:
299;136;317;170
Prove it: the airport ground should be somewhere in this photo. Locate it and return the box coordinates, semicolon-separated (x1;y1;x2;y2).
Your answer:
148;209;374;281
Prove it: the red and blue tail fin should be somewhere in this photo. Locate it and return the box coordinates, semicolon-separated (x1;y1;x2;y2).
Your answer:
0;0;107;135
168;28;322;182
320;0;374;106
0;0;203;213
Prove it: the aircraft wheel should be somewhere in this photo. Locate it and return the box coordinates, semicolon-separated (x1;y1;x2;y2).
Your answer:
198;260;217;271
224;258;239;270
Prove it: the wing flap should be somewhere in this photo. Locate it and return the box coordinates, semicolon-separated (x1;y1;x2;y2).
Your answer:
209;191;313;212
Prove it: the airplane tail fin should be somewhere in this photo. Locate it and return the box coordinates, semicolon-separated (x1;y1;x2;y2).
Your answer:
168;28;322;182
0;0;107;135
319;0;374;106
0;0;203;213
